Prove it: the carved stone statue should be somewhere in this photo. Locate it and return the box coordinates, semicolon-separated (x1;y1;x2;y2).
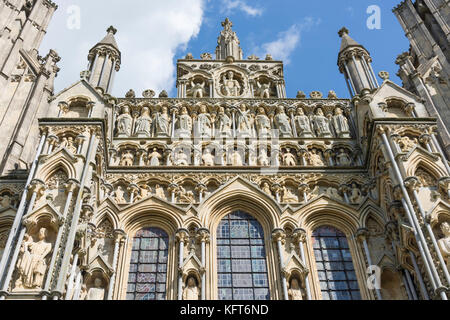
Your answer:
438;222;450;270
282;148;297;166
148;148;162;166
174;149;189;166
262;182;272;195
114;186;126;204
215;107;232;137
136;186;151;201
176;106;193;138
134;107;152;137
154;184;166;200
282;186;298;203
152;106;170;137
255;107;271;138
336;149;352;166
349;183;363;204
326;187;343;201
15;228;52;289
202;148;215;166
177;186;195;203
332;107;351;138
274;106;292;138
288;278;303;300
308;149;325;166
197;104;212;138
189;80;206;98
258;149;270;166
256;81;271;99
312;108;333;138
85;278;105;300
116;106;133;137
120;150;134;167
221;71;241;97
60;136;77;154
236;104;253;138
231;150;243;166
398;136;417;152
294;107;314;138
183;276;199;300
0;194;12;208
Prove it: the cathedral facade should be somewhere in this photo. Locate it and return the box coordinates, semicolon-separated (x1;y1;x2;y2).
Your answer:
0;0;449;301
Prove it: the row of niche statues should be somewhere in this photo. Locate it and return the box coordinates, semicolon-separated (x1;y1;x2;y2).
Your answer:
115;104;353;139
114;146;356;167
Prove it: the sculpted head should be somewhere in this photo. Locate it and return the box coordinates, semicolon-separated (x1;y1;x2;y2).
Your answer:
290;278;300;290
142;106;149;115
335;107;343;115
277;106;285;114
38;228;48;241
316;108;324;116
239;104;247;112
257;107;266;115
218;106;225;113
181;106;188;115
94;278;103;288
227;71;234;79
296;107;305;116
441;222;450;236
199;105;207;114
187;276;197;288
122;106;130;114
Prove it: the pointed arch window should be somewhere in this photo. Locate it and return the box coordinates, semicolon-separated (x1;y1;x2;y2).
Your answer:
312;226;361;300
126;227;169;300
217;211;270;300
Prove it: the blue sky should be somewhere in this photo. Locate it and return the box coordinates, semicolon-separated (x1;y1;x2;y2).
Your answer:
41;0;409;99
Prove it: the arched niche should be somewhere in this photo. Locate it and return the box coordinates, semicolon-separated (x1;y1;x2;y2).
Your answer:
380;268;408;300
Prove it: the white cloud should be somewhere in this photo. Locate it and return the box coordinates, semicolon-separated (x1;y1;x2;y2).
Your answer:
221;0;264;17
40;0;205;97
252;17;321;64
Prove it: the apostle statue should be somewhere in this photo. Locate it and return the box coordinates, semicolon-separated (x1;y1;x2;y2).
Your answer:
197;104;212;138
274;106;292;138
175;106;193;138
236;104;253;138
215;107;232;138
255;107;271;138
202;148;215;166
152;106;170;137
134;107;152;137
148;148;162;166
116;106;133;137
183;276;200;300
288;278;304;300
332;107;351;138
294;107;314;138
221;71;241;97
85;278;105;300
438;222;450;270
231;149;243;166
312;108;333;138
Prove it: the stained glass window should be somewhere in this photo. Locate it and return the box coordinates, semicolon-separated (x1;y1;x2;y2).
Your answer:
312;226;361;300
126;227;169;300
217;211;270;300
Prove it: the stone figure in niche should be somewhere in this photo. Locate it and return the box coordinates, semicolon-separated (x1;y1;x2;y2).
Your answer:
256;81;271;99
15;228;52;289
177;186;195;203
148;148;162;166
134;107;152;137
332;107;351;138
0;194;12;208
349;183;363;204
120;150;134;166
197;104;212;138
85;278;105;300
262;182;272;196
258;149;270;166
202;149;215;166
154;184;166;200
116;106;133;137
326;187;343;201
152;106;170;137
60;137;77;154
183;276;200;300
174;149;189;166
398;136;417;153
176;107;193;138
312;108;333;138
215;106;232;137
114;186;126;204
288;278;303;300
136;186;151;201
282;185;298;203
236;104;253;138
294;107;314;138
221;71;241;97
189;80;206;98
308;149;325;166
438;222;450;270
231;150;243;166
274;106;292;138
255;107;271;138
282;148;297;166
336;149;352;166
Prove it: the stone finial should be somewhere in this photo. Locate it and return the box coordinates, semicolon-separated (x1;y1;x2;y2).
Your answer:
222;17;233;29
327;90;338;99
159;90;169;98
107;26;117;35
310;91;323;99
296;91;306;99
200;53;212;60
265;54;273;61
378;71;390;81
142;89;155;98
185;53;194;60
338;27;349;38
125;89;135;99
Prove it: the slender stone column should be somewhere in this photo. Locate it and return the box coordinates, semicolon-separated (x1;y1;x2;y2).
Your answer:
64;253;79;300
176;229;189;300
404;269;419;300
272;229;288;300
343;62;357;94
293;229;311;300
107;230;126;300
431;133;450;174
196;228;210;300
410;251;430;300
356;228;382;300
